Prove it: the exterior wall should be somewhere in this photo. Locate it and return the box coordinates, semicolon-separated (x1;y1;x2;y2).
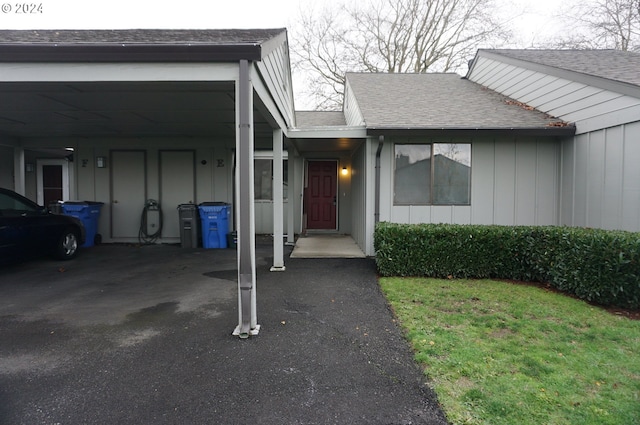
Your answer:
470;53;640;232
67;137;234;244
377;136;561;229
561;120;640;231
350;141;368;253
343;80;365;126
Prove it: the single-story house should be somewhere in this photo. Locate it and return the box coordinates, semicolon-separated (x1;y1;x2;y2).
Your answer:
1;29;639;335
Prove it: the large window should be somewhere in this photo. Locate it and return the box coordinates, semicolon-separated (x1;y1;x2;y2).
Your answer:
394;143;471;205
254;159;288;200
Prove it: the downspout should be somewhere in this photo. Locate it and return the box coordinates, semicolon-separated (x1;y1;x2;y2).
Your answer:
374;135;384;224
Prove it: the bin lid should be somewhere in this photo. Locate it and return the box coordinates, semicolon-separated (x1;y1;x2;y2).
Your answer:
177;203;197;209
63;201;104;205
199;202;229;206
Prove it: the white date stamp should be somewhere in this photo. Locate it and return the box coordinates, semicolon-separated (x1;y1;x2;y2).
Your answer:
1;3;43;13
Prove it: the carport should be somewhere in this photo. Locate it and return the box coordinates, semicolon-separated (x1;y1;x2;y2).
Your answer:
0;29;296;337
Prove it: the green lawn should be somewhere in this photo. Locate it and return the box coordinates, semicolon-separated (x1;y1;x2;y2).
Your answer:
379;277;640;425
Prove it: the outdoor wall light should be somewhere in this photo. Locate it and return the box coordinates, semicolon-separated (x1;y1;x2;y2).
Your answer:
96;156;107;168
25;163;35;172
341;166;348;176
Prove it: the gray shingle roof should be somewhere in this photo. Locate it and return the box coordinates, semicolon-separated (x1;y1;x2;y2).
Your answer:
295;111;347;127
0;29;287;62
0;29;286;45
483;49;640;87
345;73;569;131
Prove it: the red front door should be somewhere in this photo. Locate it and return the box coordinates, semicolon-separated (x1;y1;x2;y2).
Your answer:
306;161;337;230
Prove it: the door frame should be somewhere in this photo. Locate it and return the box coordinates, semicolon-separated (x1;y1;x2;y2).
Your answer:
304;159;339;231
36;158;69;205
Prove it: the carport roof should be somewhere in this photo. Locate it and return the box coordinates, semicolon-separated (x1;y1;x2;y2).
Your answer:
0;28;287;62
346;72;576;137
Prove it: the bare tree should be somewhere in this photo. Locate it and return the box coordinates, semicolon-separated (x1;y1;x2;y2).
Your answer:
545;0;640;51
291;0;511;110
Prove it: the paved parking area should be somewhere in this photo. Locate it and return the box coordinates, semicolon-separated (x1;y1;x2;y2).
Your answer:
0;241;448;424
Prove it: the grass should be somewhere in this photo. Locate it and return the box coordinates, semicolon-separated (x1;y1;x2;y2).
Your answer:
379;277;640;425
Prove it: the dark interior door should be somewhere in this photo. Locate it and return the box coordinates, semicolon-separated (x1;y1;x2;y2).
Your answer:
42;164;63;206
306;161;337;229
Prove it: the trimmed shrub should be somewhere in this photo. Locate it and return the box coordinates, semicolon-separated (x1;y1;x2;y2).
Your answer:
374;222;640;309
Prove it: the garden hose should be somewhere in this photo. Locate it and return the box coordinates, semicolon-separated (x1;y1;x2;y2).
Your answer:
139;199;163;244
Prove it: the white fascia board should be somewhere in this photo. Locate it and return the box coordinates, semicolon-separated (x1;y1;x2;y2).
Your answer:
0;62;239;82
287;127;367;139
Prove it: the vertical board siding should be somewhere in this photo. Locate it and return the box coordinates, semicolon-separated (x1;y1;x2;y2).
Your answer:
385;137;559;228
573;134;589;227
350;142;367;250
536;141;560;225
515;141;537;224
561;121;640;232
470;140;495;224
586;131;606;228
493;140;517;225
603;126;624;229
622;121;640;231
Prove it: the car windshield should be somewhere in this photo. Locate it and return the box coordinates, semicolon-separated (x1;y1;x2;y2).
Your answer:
0;192;39;217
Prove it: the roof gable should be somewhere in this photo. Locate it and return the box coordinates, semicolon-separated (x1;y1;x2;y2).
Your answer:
477;49;640;89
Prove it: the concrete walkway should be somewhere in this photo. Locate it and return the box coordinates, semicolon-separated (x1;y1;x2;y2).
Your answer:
0;240;448;424
291;234;366;258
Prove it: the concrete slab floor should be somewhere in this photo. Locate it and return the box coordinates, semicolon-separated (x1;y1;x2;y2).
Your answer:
291;234;366;258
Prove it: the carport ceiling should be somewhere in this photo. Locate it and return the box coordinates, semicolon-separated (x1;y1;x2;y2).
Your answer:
0;80;274;141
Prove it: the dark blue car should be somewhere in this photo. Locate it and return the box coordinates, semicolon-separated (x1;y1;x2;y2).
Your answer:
0;188;86;263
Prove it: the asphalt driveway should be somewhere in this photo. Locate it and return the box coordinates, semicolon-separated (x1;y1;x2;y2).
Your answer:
0;240;448;424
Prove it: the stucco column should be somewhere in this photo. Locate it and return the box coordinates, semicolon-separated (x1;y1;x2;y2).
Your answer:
271;129;286;271
234;60;259;338
13;147;26;195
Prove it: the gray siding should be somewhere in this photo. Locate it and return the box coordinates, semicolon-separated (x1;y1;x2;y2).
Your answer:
351;141;368;252
343;80;365;126
256;41;296;127
470;53;640;232
49;136;236;244
379;137;560;227
468;56;640;135
561;121;640;231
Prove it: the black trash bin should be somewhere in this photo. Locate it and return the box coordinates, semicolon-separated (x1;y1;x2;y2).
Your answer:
177;203;199;248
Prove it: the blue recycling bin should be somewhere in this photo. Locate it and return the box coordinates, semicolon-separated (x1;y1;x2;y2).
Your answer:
198;202;230;249
61;201;104;247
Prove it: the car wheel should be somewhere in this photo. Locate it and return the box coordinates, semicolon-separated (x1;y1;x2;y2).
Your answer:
54;228;80;260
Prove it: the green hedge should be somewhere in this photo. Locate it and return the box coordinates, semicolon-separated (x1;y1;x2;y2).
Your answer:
374;222;640;309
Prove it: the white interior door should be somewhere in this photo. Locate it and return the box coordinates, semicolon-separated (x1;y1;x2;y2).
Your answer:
160;150;196;238
111;151;146;239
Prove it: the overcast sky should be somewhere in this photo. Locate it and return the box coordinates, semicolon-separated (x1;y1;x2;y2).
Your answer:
0;0;567;108
1;0;564;43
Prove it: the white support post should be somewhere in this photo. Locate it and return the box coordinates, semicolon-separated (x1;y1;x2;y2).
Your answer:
233;60;259;338
286;147;296;246
271;129;285;272
13;147;25;195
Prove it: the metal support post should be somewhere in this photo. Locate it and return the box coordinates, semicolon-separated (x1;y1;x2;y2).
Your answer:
233;59;260;338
